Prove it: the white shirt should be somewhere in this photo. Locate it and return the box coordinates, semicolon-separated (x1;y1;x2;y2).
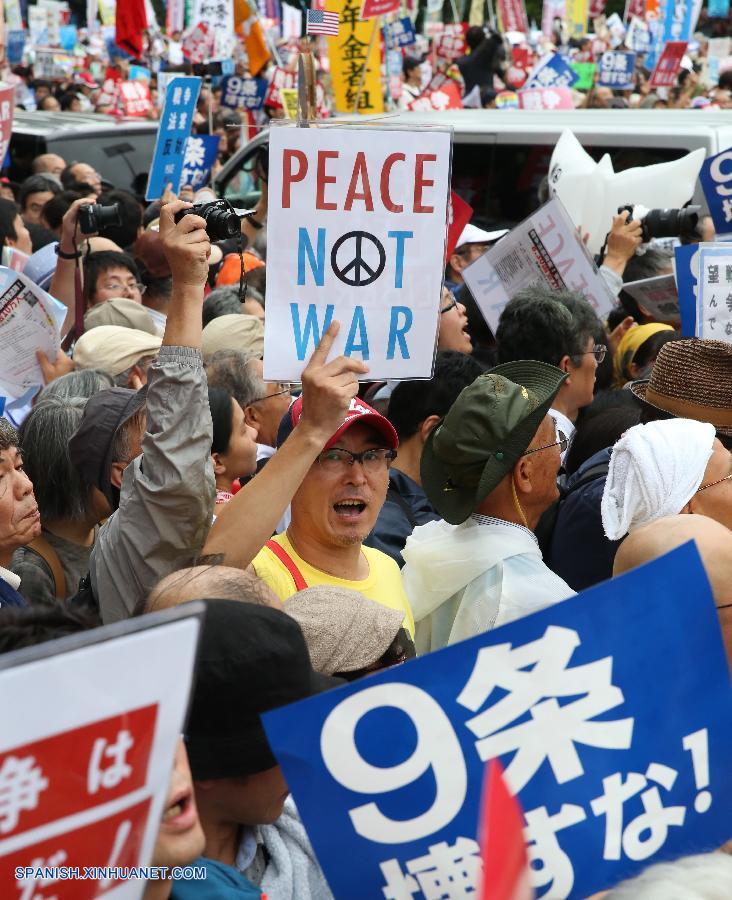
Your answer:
402;516;575;653
0;565;21;590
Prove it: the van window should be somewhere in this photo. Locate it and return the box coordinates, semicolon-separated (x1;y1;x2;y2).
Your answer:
453;143;687;230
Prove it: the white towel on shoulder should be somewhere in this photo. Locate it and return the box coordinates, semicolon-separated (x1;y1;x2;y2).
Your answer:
601;419;715;540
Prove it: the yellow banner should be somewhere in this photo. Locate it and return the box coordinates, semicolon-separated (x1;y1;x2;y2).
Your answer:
326;0;384;115
566;0;589;38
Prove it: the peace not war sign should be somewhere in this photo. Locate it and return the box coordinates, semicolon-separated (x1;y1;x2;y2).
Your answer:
331;231;386;287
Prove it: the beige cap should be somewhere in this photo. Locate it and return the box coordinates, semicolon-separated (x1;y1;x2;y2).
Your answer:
202;314;264;360
84;298;158;335
283;586;404;675
73;325;162;376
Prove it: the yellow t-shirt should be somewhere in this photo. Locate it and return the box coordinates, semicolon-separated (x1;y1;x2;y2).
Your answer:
251;532;415;637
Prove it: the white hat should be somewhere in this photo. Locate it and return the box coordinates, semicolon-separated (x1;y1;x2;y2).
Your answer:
456;223;508;249
73;325;162;376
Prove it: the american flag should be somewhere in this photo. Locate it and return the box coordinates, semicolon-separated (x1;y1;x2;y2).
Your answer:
306;9;340;36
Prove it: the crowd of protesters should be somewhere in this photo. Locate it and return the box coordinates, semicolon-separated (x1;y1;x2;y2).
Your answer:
1;6;732;900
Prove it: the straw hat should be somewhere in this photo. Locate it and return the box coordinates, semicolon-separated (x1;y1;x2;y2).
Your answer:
630;339;732;437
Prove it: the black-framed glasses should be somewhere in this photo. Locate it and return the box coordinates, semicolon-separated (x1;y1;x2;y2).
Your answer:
584;344;607;363
250;383;292;403
522;430;569;457
696;473;732;493
317;447;397;472
440;293;458;314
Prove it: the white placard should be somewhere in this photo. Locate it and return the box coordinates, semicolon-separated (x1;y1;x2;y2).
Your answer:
622;274;680;324
0;606;202;897
462;196;616;334
697;243;732;342
0;269;62;401
263;125;452;381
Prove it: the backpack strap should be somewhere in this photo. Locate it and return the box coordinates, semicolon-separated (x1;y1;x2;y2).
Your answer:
28;535;65;600
265;539;308;592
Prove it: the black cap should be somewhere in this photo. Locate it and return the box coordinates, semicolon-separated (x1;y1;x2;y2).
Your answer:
68;387;146;508
185;600;342;781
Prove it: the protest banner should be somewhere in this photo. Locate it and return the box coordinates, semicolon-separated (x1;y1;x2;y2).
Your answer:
280;88;299;119
263;124;451;380
624;0;646;19
263;544;732;900
566;0;589;37
383;17;416;50
518;86;574;109
708;0;731;15
569;61;597;90
696;242;732;342
118;80;153;117
360;0;399;15
6;30;26;65
145;77;202;201
463;196;616;331
182;22;214;63
409;79;463;111
622;274;680;324
625;16;652;53
220;74;268;111
674;243;699;337
497;0;529;33
4;0;23;30
434;25;468;63
649;41;687;88
0;85;15;172
661;0;693;44
264;66;297;109
524;54;579;89
0;270;62;402
327;0;383;114
129;64;152;82
28;6;50;46
597;50;635;88
699;148;732;237
193;0;235;57
180;134;220;190
33;48;75;80
0;604;202;898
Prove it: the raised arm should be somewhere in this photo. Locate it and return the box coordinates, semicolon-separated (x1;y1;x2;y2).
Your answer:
48;195;98;337
203;322;368;569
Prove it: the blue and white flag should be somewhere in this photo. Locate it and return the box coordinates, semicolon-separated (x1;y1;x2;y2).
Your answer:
263;544;732;900
525;53;579;90
145;77;201;201
598;51;636;89
383;17;417;50
180;135;221;191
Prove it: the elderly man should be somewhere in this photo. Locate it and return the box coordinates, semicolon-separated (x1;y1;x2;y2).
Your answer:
0;419;41;607
444;222;507;291
401;361;575;652
202;325;414;634
613;515;732;671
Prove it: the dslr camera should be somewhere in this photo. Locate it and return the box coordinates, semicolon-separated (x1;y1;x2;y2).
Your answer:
617;204;701;243
78;202;122;235
174;199;240;241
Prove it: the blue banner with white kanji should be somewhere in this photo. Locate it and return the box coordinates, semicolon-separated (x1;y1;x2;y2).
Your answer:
383;17;417;50
524;53;579;90
699;148;732;237
673;243;699;336
662;0;694;45
263;544;732;899
220;75;268;111
180;134;221;191
145;76;201;201
597;51;636;90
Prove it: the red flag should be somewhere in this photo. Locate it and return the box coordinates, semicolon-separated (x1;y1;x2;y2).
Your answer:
115;0;147;59
479;760;533;900
446;192;474;262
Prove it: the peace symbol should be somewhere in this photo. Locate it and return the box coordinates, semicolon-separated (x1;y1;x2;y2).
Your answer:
331;231;386;287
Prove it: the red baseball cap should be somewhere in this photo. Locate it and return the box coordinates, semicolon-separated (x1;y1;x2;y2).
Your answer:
277;396;398;450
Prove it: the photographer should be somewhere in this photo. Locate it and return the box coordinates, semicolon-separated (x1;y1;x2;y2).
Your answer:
77;199;215;623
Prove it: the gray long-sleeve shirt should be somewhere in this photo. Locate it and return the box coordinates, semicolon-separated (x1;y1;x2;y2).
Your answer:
92;345;214;623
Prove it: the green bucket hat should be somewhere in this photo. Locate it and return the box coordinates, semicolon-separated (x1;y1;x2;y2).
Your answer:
421;360;568;525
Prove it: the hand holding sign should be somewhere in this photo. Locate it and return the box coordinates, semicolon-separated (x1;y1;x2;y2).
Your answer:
298;321;369;446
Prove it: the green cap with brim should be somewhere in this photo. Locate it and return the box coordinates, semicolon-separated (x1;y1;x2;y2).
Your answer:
421;360;568;525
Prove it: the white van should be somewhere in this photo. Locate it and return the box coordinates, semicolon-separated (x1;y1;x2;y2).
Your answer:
215;109;732;229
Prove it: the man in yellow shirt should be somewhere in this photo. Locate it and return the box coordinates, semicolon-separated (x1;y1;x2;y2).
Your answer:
250;395;415;635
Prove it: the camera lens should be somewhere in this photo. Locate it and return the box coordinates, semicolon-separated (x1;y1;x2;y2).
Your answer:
202;204;241;241
642;207;700;242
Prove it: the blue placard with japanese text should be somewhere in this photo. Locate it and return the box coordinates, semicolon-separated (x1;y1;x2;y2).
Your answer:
145;76;201;201
674;242;698;336
263;544;732;900
220;75;268;111
597;51;636;89
696;244;732;341
525;53;579;90
699;148;732;237
180;134;221;191
383;17;417;50
662;0;694;44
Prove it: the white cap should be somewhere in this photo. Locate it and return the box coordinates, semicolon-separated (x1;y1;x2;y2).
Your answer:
456;223;508;249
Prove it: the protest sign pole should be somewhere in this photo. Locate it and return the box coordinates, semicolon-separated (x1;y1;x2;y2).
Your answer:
353;16;380;113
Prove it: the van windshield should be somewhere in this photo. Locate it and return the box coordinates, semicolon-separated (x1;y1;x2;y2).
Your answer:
453;142;687;231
